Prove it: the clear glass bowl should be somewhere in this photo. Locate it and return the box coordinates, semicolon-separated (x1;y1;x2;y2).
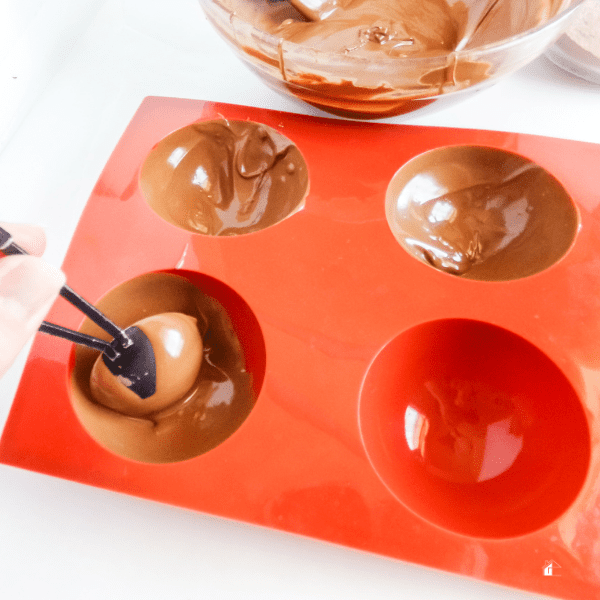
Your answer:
546;0;600;85
198;0;587;119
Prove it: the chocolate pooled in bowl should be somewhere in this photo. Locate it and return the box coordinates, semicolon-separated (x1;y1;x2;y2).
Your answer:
274;0;469;58
199;0;585;118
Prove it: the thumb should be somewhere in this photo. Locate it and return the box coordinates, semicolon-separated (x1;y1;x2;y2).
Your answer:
0;255;66;377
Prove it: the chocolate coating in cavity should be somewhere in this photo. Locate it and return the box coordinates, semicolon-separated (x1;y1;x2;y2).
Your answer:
90;313;203;417
70;273;256;463
140;120;309;236
385;146;578;281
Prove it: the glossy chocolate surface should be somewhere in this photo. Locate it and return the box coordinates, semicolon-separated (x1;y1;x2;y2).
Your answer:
224;0;566;55
140;119;309;235
385;145;579;281
71;272;255;463
90;312;203;417
276;0;468;58
208;1;572;118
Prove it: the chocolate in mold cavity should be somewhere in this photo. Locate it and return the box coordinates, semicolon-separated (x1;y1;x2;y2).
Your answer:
385;146;578;281
70;272;259;463
139;119;309;236
89;313;204;418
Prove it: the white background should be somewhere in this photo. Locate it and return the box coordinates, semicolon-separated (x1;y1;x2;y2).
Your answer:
0;1;599;598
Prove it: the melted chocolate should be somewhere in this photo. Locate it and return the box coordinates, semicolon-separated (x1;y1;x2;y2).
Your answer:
222;0;566;55
385;145;579;281
274;0;468;58
211;1;571;117
70;272;255;463
90;313;204;418
140;119;309;236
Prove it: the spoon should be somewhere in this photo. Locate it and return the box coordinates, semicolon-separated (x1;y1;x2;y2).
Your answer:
0;226;156;399
289;0;342;20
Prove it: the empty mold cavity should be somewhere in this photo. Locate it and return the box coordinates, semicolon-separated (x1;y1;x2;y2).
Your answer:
359;319;590;538
139;119;309;236
70;270;266;463
385;146;579;281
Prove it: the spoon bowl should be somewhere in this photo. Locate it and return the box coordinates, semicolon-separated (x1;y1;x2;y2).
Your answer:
100;325;157;400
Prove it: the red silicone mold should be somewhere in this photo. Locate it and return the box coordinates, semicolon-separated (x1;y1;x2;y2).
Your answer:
2;97;600;600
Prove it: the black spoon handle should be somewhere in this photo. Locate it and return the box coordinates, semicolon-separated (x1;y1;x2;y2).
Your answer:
39;321;119;359
0;226;130;347
58;285;128;345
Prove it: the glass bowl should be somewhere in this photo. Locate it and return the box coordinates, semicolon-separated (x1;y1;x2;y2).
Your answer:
198;0;587;119
546;0;600;85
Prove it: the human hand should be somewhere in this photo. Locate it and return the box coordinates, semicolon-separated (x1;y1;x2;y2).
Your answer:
0;224;65;377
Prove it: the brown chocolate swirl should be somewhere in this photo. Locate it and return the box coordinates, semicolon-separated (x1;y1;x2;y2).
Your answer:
274;0;468;58
70;272;258;463
219;0;567;57
140;119;309;236
385;146;579;281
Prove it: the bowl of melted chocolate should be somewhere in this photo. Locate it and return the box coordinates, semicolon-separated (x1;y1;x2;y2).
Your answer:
199;0;588;118
70;270;266;463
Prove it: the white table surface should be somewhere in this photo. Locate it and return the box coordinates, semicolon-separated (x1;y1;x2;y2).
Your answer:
1;1;598;598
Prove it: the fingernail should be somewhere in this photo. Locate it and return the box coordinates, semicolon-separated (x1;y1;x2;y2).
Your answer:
0;222;47;256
